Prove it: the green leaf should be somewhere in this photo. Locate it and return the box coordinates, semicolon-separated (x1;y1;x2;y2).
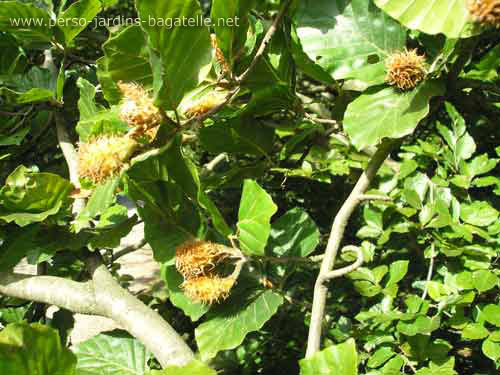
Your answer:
163;266;210;321
0;166;72;226
295;0;406;84
57;0;101;45
0;2;53;43
299;338;358;375
237;180;278;255
200;117;275;157
0;33;25;74
97;25;153;104
136;0;212;110
269;207;320;257
464;45;500;82
146;360;215;375
472;270;497;293
75;78;130;141
461;323;489;340
414;357;457;375
211;0;254;66
195;290;284;361
75;177;120;232
0;126;30;146
0;323;76;375
344;81;444;150
386;260;409;287
125;141;207;263
373;0;475;38
482;339;500;363
73;332;151;375
0;66;56;104
89;206;138;250
460;201;499;227
367;347;396;368
483;305;500;327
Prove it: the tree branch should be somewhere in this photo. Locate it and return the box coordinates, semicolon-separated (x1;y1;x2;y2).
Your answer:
0;273;97;314
85;252;194;367
306;139;398;357
182;0;291;129
358;194;392;202
55;112;85;214
236;0;292;83
0;254;195;368
323;247;364;280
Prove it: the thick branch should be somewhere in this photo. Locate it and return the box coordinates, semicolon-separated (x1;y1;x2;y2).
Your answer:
0;273;97;314
0;255;195;368
86;253;194;367
306;140;397;357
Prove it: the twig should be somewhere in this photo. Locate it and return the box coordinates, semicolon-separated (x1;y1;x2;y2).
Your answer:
174;109;181;127
183;87;240;128
202;153;228;173
358;194;392;202
113;239;148;261
181;1;291;129
455;78;500;96
55;112;85;214
323;247;364;280
236;0;292;83
305;113;339;126
421;244;436;301
306;139;398;357
256;255;322;265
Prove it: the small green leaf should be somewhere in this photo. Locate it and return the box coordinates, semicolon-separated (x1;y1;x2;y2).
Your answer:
386;260;409;287
367;347;395;368
472;270;497;293
483;305;500;327
299;338;358;375
482;339;500;363
237;180;277;255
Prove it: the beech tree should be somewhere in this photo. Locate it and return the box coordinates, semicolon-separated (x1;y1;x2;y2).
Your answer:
0;0;499;374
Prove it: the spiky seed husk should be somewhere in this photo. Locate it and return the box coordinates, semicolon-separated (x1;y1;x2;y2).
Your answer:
468;0;500;27
185;91;226;118
181;275;236;304
77;135;138;184
175;240;230;279
385;49;427;91
118;82;162;138
210;34;231;74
